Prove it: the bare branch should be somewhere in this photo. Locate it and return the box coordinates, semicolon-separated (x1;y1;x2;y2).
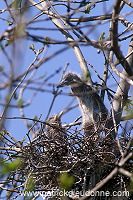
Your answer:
122;0;133;8
111;0;133;76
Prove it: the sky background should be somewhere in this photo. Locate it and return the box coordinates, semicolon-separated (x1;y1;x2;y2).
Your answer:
0;0;133;140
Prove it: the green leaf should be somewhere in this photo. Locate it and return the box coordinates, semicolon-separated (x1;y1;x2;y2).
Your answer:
10;0;22;8
44;37;51;46
0;130;6;142
121;113;133;121
18;137;26;145
22;137;26;142
6;20;13;26
85;2;96;14
29;43;35;52
83;71;91;82
58;172;75;191
33;115;38;120
0;66;4;72
123;98;133;114
128;172;133;193
99;32;105;42
85;6;91;14
1;159;22;175
5;38;15;46
6;94;11;103
24;175;35;192
40;74;46;78
17;98;24;107
13;92;18;100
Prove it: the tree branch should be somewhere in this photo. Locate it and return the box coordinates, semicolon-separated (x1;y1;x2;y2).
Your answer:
111;0;133;76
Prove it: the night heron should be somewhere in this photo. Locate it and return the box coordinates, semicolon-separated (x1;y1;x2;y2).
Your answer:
45;111;68;155
57;72;108;136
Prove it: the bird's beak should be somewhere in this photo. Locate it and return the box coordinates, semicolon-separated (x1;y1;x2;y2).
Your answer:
57;80;66;88
54;110;64;121
57;110;64;118
57;83;62;88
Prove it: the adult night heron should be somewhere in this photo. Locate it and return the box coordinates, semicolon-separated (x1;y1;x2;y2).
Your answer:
57;72;108;136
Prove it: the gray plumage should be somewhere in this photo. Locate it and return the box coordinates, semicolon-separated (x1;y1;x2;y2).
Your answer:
46;112;65;141
57;72;108;136
46;112;68;155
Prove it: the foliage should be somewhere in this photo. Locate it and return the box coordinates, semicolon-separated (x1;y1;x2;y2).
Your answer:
1;158;22;175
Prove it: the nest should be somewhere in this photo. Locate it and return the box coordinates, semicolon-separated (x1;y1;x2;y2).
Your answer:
0;121;132;199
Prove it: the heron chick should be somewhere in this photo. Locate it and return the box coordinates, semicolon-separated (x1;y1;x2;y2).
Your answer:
57;72;108;136
45;111;68;156
46;111;65;140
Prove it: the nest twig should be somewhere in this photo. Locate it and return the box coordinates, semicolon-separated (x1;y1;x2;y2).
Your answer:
0;121;132;199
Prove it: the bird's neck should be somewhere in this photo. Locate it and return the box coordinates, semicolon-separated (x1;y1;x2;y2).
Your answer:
71;83;95;123
71;83;92;97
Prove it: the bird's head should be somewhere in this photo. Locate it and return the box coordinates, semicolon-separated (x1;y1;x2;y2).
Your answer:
57;72;82;88
48;110;64;124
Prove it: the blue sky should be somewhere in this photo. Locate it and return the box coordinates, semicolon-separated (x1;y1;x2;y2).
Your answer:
0;1;133;142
